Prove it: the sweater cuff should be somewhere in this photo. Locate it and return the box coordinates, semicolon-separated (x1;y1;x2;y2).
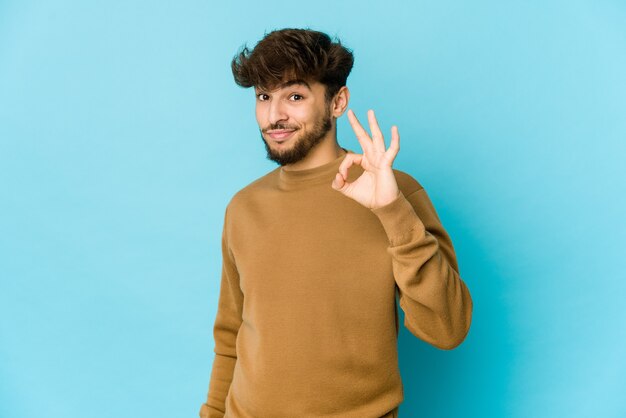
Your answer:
370;190;426;246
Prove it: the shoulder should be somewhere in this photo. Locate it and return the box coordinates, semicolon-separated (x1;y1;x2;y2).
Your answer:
393;168;424;197
224;167;280;215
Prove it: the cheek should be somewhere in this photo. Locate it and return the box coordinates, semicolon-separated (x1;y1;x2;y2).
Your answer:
291;106;318;126
255;107;264;126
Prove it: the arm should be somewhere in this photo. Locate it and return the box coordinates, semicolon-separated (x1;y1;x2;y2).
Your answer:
371;187;473;350
199;207;243;417
334;109;472;348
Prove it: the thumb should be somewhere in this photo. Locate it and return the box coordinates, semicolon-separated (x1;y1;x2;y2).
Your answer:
331;172;346;191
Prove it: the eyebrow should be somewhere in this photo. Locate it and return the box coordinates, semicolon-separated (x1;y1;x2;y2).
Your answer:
256;79;311;93
278;79;311;90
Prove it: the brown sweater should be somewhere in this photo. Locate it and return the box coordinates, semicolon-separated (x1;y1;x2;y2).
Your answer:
200;147;473;418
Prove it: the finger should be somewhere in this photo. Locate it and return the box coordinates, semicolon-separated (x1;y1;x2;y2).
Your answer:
332;172;346;190
385;125;400;163
347;110;373;154
337;152;363;180
367;109;385;153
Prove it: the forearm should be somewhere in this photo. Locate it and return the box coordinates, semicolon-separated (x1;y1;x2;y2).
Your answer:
200;353;237;418
372;188;473;349
391;227;473;349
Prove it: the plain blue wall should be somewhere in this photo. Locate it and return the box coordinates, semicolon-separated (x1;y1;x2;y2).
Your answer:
1;1;625;417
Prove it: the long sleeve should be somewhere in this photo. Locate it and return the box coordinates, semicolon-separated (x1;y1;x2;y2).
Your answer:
371;187;473;350
199;207;244;417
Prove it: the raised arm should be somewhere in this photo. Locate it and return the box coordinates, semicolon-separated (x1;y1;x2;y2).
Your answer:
371;187;473;349
199;207;243;417
332;108;473;349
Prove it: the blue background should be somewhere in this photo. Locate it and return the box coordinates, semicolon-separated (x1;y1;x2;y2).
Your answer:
1;1;625;417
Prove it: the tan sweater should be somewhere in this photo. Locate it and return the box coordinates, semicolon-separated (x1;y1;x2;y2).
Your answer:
200;147;473;418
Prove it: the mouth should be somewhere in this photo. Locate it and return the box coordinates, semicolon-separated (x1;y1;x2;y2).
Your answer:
266;129;296;142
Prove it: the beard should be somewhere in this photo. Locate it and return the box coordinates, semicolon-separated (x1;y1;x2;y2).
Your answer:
260;105;333;166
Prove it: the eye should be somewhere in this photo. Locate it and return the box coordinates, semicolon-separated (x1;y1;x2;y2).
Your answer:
289;94;304;101
256;93;269;101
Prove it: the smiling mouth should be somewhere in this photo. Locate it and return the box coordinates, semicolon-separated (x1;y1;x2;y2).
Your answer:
266;130;296;141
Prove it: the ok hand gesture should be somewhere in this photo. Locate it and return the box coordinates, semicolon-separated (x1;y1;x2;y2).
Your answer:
331;109;401;209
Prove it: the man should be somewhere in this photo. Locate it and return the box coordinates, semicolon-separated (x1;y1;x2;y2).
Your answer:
199;28;473;418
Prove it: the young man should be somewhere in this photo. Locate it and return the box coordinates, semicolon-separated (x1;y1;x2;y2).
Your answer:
199;28;473;418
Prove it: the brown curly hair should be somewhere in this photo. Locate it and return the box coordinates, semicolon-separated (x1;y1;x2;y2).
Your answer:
231;28;354;103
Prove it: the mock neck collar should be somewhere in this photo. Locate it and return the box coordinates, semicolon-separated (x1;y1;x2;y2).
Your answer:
278;147;351;190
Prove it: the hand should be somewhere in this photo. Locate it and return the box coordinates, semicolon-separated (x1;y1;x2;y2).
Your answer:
331;109;401;209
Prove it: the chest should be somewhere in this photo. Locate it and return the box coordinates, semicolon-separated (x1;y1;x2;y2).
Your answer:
229;191;394;300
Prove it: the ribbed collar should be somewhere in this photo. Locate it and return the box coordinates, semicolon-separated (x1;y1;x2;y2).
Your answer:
278;147;351;190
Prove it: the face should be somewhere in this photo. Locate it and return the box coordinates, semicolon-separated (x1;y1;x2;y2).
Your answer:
255;79;333;166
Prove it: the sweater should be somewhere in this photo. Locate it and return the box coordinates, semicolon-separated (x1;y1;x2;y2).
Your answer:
199;147;473;418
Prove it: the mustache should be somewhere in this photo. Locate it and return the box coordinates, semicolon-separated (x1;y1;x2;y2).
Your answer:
262;124;299;132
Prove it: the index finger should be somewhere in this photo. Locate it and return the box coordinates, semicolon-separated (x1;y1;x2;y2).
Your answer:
347;109;373;153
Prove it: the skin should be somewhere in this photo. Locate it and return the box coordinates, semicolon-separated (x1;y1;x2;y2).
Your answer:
334;109;401;210
255;79;401;210
255;79;346;170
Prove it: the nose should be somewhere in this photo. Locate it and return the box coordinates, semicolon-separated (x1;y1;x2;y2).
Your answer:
268;99;288;125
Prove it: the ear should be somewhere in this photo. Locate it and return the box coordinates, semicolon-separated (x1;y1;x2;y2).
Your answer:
330;86;350;118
